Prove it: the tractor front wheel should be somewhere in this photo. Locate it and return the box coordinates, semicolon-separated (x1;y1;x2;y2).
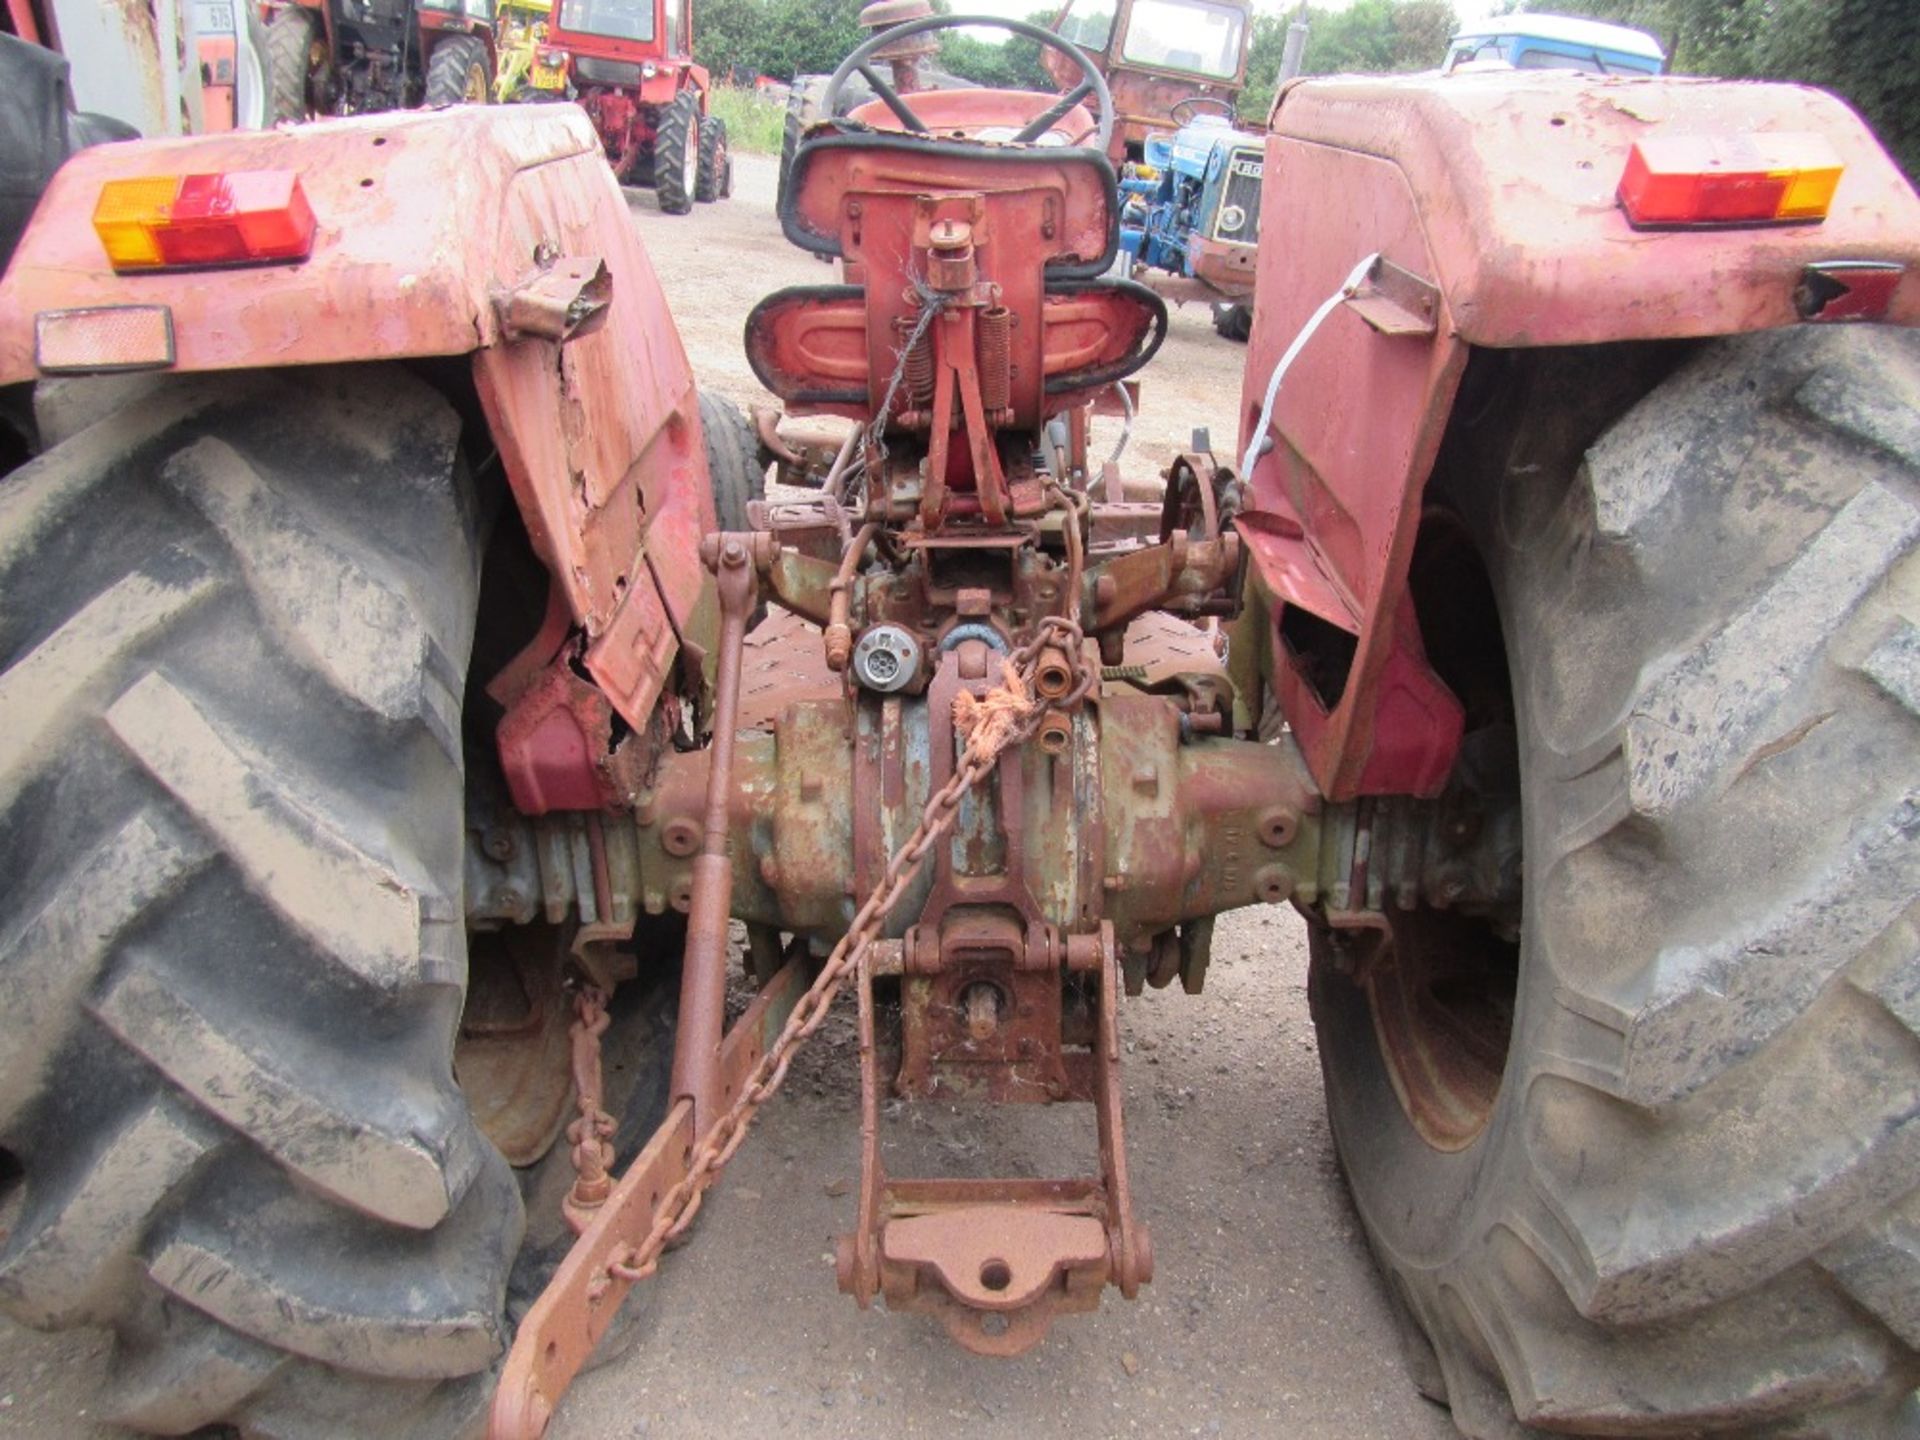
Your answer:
1211;302;1251;342
424;34;491;108
0;369;516;1435
697;390;764;533
653;92;699;216
1311;326;1920;1437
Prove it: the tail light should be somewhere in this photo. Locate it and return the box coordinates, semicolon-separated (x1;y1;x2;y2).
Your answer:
1618;133;1843;229
539;48;568;65
92;170;316;272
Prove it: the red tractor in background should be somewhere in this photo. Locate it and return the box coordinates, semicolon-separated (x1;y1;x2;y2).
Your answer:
1043;0;1254;161
265;0;499;119
0;9;1918;1440
539;0;729;213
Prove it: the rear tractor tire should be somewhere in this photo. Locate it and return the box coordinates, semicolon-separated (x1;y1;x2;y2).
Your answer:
424;34;492;108
1311;325;1920;1437
653;91;699;217
695;115;731;203
264;5;325;123
0;368;517;1436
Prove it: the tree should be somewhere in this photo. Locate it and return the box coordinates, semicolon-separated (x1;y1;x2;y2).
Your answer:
934;6;1058;91
692;0;868;81
1552;0;1917;177
1240;1;1459;123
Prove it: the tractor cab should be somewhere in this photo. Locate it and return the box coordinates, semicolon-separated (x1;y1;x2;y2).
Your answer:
542;0;725;209
1441;13;1667;76
1040;0;1253;161
547;0;690;76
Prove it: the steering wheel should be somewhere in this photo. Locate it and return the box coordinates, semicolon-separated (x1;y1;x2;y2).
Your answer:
1169;95;1236;125
822;14;1115;153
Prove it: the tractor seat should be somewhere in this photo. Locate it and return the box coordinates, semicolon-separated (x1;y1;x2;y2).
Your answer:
767;108;1163;429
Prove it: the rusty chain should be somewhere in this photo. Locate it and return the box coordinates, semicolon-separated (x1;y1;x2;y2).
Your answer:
560;618;1090;1289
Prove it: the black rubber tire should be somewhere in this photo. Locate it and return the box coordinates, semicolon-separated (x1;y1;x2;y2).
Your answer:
1310;326;1920;1437
423;34;490;109
697;390;765;535
653;92;699;217
0;368;519;1437
1211;302;1251;343
265;6;322;123
695;115;730;203
776;74;840;213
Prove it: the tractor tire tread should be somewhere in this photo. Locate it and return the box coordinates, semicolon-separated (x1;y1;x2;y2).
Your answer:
695;115;729;203
697;389;764;535
653;92;698;216
264;7;317;123
1316;325;1920;1438
0;368;517;1437
423;34;489;109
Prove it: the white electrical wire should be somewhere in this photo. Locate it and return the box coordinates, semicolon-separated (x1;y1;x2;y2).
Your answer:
1238;253;1380;481
1108;379;1135;466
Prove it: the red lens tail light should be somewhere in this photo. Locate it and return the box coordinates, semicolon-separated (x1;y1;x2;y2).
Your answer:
93;170;316;272
1618;133;1843;229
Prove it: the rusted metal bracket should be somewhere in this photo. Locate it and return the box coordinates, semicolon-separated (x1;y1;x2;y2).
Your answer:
670;535;763;1140
490;957;811;1438
494;256;613;344
836;922;1151;1355
1345;256;1440;338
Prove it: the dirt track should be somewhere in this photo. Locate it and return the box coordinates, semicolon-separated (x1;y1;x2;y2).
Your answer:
0;152;1458;1440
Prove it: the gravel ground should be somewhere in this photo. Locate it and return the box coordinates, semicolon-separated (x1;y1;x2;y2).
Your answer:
0;151;1458;1440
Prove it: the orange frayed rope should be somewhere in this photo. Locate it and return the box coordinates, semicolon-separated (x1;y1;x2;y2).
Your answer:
952;660;1036;764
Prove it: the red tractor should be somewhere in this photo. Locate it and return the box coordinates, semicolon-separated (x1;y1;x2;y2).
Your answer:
539;0;729;212
265;0;499;118
0;9;1916;1440
1043;0;1254;161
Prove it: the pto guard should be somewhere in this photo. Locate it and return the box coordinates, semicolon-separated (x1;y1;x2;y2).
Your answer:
0;105;717;755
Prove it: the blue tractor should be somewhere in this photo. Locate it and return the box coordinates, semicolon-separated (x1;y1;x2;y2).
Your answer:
1116;103;1264;340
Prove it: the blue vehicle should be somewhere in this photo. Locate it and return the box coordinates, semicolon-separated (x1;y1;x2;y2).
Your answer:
1442;13;1667;76
1116;105;1264;339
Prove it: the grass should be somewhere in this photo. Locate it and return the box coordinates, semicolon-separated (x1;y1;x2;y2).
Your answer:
707;85;786;155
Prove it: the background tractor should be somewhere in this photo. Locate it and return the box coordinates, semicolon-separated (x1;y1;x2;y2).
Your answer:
1115;105;1265;339
1442;11;1667;76
0;10;1916;1440
1043;0;1253;161
491;0;555;100
540;0;729;212
265;0;499;120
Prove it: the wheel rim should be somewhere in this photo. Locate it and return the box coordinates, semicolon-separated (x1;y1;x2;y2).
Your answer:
1365;509;1521;1153
1364;911;1517;1151
683;119;698;193
466;63;487;103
